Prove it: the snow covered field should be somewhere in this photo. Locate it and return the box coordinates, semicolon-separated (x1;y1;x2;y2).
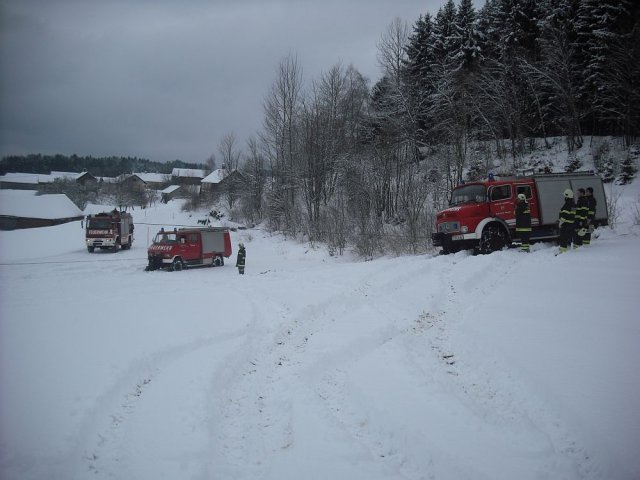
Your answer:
1;181;639;480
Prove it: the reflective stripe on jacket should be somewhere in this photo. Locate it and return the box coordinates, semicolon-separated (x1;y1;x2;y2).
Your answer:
575;196;589;225
559;198;576;224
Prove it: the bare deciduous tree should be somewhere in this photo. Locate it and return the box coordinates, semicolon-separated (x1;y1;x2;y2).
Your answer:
261;53;304;233
240;135;266;222
218;132;241;173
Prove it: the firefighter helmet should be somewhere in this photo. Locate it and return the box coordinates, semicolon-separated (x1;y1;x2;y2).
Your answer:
517;193;526;201
564;189;574;199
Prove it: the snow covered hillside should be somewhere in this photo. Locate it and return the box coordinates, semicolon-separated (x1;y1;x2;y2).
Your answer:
1;181;639;480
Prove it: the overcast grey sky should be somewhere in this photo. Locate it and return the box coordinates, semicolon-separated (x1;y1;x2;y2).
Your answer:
1;0;460;164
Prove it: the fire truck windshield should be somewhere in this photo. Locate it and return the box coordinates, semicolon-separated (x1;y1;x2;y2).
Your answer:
87;218;112;229
154;232;177;243
450;184;486;206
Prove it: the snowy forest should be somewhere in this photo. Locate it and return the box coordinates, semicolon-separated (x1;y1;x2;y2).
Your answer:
239;0;639;256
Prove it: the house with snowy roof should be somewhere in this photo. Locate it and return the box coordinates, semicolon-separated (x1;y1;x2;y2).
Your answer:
120;172;170;190
0;190;83;230
0;171;96;190
49;171;96;185
160;185;183;203
200;169;246;196
0;173;45;190
171;168;208;186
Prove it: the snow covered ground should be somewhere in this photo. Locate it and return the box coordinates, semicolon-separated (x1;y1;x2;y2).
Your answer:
1;180;639;480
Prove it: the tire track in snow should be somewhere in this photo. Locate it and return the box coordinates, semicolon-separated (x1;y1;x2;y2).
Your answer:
293;249;600;480
417;250;600;479
204;257;445;479
202;265;438;478
71;330;249;479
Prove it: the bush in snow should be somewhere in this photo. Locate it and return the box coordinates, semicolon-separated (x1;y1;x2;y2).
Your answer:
564;154;582;173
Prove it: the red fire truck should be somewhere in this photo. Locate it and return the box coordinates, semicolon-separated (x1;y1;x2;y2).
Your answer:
85;210;134;252
432;171;608;254
146;227;232;271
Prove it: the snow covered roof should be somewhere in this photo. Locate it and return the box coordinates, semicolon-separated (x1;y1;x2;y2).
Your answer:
131;172;168;183
49;171;85;181
161;185;181;194
0;171;93;184
171;168;207;178
97;176;118;183
0;190;83;219
201;169;226;184
0;173;44;184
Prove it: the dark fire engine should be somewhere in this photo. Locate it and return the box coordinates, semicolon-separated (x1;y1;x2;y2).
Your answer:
85;210;134;252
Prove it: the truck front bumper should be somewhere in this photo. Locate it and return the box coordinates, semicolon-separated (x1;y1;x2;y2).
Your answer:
432;231;478;245
146;254;165;271
87;238;116;247
432;232;479;253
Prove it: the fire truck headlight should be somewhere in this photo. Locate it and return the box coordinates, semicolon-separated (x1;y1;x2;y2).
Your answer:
461;225;468;233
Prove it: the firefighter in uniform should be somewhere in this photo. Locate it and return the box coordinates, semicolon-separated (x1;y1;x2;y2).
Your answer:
583;186;597;245
236;242;246;275
558;189;576;254
573;188;588;248
514;193;531;252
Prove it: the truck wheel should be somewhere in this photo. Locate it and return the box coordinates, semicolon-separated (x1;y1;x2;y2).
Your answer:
214;256;222;267
477;225;507;254
172;258;183;271
87;246;95;253
122;237;131;250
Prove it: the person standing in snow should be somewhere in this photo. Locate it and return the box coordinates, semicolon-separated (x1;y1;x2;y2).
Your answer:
573;188;588;248
583;186;597;245
558;189;576;254
235;242;246;275
514;193;531;252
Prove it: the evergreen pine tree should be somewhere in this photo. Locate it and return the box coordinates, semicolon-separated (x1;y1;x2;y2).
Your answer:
432;0;458;75
618;155;637;185
575;0;636;135
452;0;480;73
601;159;616;183
404;13;436;140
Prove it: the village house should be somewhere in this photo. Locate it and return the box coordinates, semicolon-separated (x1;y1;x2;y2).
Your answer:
160;185;183;203
200;168;246;196
0;171;96;190
124;172;170;190
0;189;83;230
171;168;208;186
49;171;97;186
